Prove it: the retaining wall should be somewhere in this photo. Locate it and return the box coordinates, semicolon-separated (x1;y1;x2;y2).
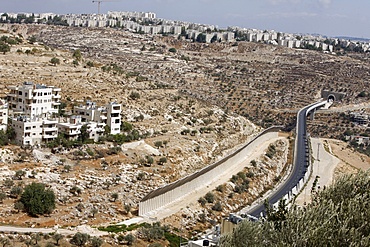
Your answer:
139;126;282;216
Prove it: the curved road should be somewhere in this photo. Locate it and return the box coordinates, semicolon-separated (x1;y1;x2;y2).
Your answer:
248;101;326;218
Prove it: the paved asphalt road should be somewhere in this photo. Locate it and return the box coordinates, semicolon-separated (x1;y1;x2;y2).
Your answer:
248;102;323;218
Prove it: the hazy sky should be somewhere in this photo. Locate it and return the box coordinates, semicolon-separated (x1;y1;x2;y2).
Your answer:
1;0;369;38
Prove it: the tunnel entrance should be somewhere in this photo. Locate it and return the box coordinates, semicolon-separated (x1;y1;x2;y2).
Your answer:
321;90;346;102
328;94;336;102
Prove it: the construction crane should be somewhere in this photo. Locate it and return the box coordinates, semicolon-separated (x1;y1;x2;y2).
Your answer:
92;0;117;15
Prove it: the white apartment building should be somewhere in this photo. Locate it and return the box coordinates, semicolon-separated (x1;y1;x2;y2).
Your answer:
11;116;58;146
7;83;122;146
151;26;161;35
140;25;151;34
107;102;121;135
108;11;156;19
173;26;182;35
73;101;121;135
57;115;106;142
0;100;8;132
287;40;295;48
162;25;172;34
57;115;82;141
7;82;61;119
7;82;61;146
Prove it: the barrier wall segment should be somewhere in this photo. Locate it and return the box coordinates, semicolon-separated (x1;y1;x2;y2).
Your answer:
139;126;283;216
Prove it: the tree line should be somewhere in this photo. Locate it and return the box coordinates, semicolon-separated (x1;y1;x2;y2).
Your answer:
220;171;370;246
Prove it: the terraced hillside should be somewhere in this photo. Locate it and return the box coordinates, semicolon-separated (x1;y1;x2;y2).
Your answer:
24;25;370;131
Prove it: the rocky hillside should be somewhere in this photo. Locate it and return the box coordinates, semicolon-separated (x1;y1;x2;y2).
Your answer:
0;24;261;228
0;23;369;245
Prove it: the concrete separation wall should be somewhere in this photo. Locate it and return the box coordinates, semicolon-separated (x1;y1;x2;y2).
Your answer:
139;126;282;216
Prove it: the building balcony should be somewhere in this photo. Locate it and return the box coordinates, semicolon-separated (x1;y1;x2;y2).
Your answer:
52;94;61;99
68;131;80;136
96;128;105;133
43;133;58;139
43;127;58;132
7;93;17;98
43;119;58;124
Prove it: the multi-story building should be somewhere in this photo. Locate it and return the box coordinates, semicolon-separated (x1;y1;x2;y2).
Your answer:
57;115;82;141
57;115;106;142
11;116;58;146
107;102;121;135
7;82;61;119
7;83;122;146
6;82;61;145
0;100;8;132
72;101;121;135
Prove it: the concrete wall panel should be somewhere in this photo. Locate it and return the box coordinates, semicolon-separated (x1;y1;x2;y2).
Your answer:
139;127;282;216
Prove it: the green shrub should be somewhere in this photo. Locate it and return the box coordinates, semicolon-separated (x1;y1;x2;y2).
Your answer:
204;192;215;203
168;48;177;53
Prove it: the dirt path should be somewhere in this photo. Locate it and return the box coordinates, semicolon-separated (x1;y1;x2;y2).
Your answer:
296;138;370;206
0;225;107;236
295;138;340;206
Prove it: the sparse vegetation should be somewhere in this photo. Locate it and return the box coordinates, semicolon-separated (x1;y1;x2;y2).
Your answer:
129;91;140;100
204;192;215;203
50;57;60;66
1;22;370;247
70;232;90;247
168;47;177;53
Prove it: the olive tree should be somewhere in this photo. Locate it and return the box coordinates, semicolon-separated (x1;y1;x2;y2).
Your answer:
220;171;370;247
20;182;56;216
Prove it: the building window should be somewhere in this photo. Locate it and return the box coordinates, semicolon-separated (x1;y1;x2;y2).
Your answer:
18;91;22;95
